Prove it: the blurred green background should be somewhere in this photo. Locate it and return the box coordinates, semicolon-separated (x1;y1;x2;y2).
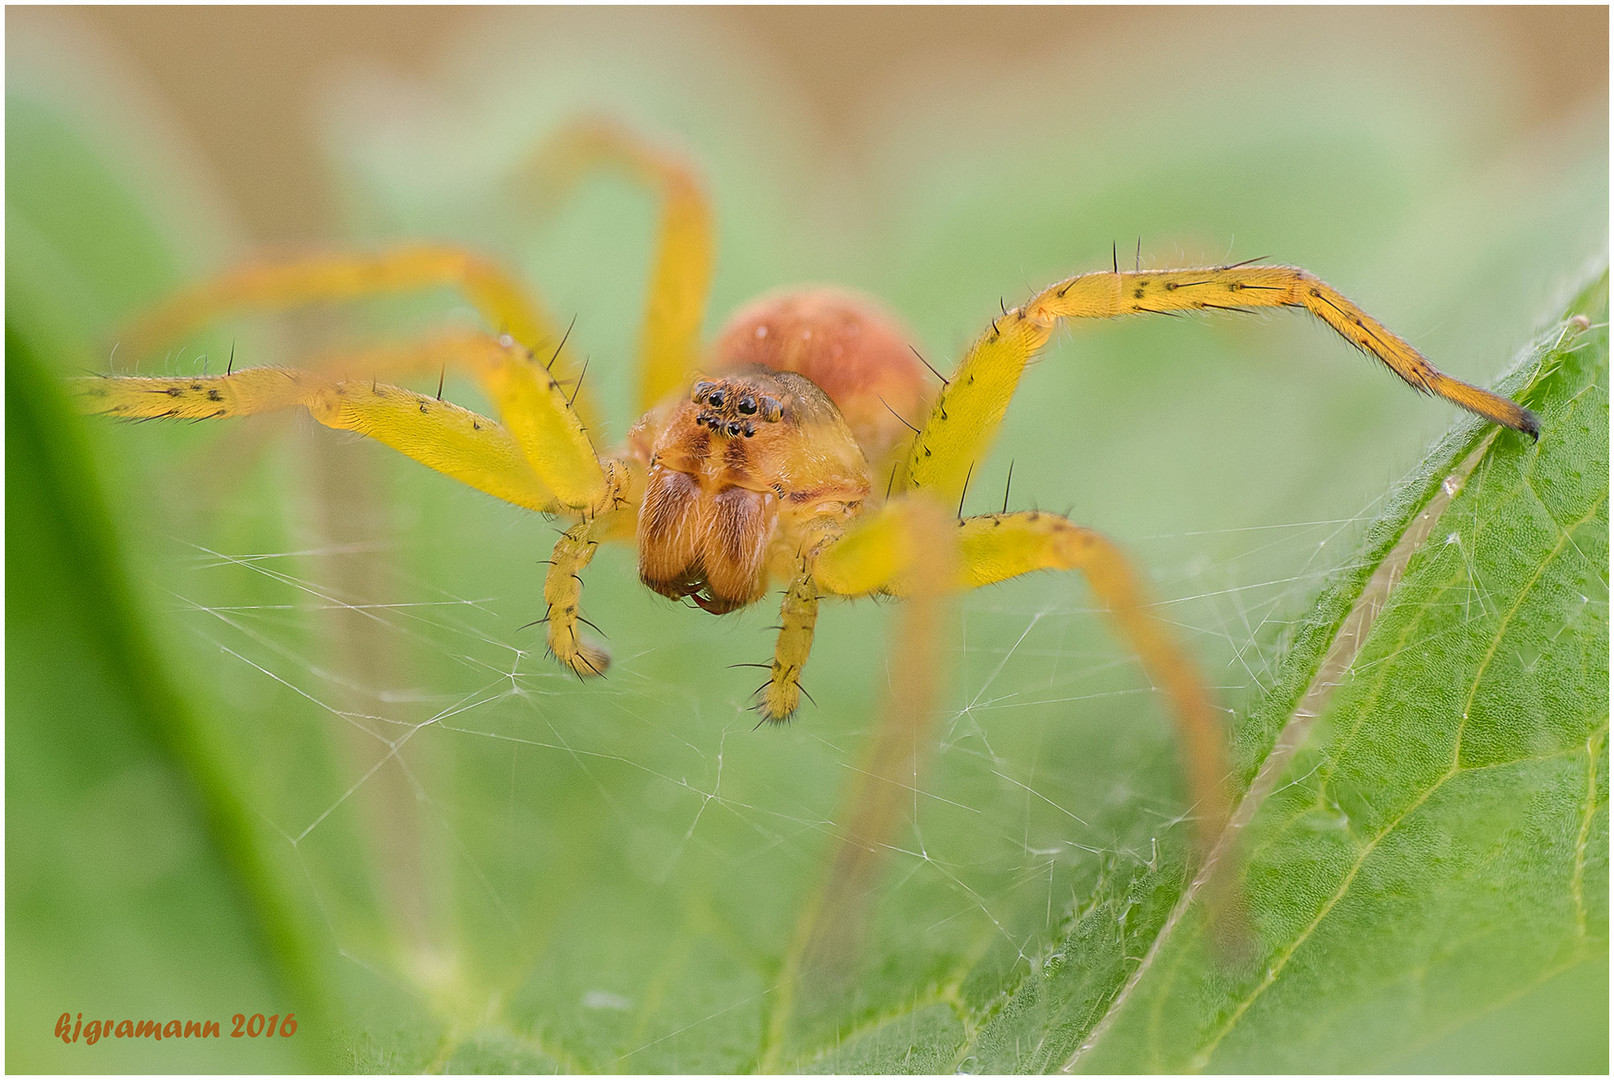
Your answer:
7;7;1607;1072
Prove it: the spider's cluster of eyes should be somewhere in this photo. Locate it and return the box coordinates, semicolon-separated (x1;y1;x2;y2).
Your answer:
689;380;784;439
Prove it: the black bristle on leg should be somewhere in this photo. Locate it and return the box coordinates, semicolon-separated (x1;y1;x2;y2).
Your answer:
546;313;577;371
568;354;591;407
909;344;948;386
879;395;922;435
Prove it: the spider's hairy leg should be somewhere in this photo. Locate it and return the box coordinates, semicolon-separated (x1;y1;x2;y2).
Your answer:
305;333;614;511
321;333;617;513
543;519;614;677
78;333;618;515
72;366;309;420
756;571;819;722
522;119;714;413
754;517;856;722
117;244;599;427
69;365;562;513
904;263;1539;502
434;333;614;513
817;502;1229;859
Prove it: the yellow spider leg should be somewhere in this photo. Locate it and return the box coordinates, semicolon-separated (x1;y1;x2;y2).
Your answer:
759;500;937;722
72;332;617;514
757;571;820;722
817;502;1228;856
812;499;932;598
542;519;614;677
524;120;714;413
118;244;599;428
70;366;559;513
905;263;1541;501
751;515;855;722
310;333;612;510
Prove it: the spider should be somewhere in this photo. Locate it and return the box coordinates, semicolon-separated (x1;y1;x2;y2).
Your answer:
73;122;1539;839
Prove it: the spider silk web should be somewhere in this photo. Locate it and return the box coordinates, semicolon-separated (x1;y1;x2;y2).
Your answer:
122;377;1464;1070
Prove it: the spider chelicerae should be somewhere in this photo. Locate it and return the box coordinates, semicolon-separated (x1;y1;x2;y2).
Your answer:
73;121;1539;845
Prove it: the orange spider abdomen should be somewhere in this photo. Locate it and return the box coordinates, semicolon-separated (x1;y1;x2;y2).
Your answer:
711;288;932;464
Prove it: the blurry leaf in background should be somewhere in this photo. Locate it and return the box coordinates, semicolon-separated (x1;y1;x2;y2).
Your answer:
6;26;337;1069
6;7;1608;1072
6;335;329;1071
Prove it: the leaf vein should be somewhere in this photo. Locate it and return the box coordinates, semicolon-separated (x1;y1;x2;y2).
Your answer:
1189;762;1460;1068
1453;493;1608;765
1569;724;1608;939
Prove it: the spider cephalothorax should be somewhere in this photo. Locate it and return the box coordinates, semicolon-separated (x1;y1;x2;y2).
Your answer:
636;367;869;614
75;120;1541;856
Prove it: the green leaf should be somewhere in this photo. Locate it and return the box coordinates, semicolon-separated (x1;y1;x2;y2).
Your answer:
979;269;1610;1073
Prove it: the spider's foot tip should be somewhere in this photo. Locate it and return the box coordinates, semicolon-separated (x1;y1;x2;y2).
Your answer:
1519;408;1541;441
555;641;611;678
752;691;801;725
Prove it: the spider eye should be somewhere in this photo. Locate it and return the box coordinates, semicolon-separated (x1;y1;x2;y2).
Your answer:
737;394;758;415
742;422;755;438
708;389;726;407
726;421;742;437
691;380;716;403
